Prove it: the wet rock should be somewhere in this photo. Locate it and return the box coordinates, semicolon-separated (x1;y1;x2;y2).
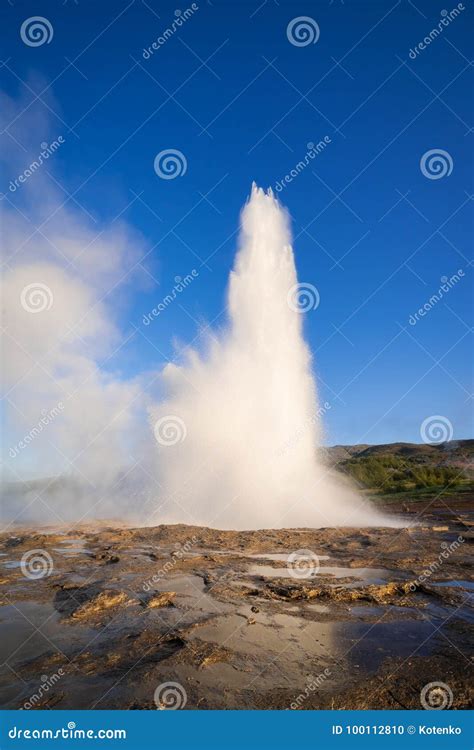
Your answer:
5;537;24;548
144;592;176;608
54;584;132;620
104;555;120;564
262;580;420;605
71;590;131;619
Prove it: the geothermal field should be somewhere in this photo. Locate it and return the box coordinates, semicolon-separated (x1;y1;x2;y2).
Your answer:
0;489;472;710
1;189;472;711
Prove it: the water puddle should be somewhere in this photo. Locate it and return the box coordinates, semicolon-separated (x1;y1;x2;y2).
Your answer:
150;574;225;617
248;553;330;563
432;580;474;592
248;563;393;586
0;601;96;668
189;611;337;662
189;607;443;681
52;539;92;557
342;619;439;671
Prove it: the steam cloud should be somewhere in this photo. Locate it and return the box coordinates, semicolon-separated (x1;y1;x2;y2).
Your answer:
1;89;151;525
2;93;397;529
150;186;396;529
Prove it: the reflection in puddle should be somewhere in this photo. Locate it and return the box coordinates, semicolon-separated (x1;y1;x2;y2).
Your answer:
52;539;92;557
189;611;337;663
248;553;330;562
189;608;443;682
432;580;474;592
248;563;394;586
0;601;96;669
342;620;438;672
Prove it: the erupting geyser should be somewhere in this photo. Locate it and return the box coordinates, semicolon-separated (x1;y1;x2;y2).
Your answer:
152;185;394;529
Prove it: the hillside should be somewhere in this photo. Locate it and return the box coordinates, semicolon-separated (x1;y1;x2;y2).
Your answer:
323;439;474;498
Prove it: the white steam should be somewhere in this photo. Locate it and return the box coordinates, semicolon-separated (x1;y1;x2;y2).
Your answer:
150;185;394;529
1;89;151;525
2;91;396;529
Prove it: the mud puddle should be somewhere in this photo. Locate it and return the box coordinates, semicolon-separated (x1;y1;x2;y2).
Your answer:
0;507;471;709
248;563;395;586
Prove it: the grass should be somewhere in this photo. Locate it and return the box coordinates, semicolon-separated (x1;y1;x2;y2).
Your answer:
337;455;470;496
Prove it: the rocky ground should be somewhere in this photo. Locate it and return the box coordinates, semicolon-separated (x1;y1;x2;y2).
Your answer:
0;495;472;710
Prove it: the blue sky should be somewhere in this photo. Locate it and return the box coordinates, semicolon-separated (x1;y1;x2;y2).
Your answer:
2;0;473;447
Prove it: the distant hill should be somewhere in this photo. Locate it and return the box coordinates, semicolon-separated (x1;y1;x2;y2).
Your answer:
324;439;474;466
323;439;474;497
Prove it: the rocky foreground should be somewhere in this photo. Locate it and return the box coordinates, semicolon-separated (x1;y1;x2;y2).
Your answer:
0;496;472;710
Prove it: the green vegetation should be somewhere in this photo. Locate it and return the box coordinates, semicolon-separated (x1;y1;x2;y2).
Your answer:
338;455;466;494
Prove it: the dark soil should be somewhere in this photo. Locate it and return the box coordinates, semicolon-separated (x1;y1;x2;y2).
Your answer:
0;494;472;710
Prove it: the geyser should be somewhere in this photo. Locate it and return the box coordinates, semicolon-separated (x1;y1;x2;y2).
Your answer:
151;185;393;530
